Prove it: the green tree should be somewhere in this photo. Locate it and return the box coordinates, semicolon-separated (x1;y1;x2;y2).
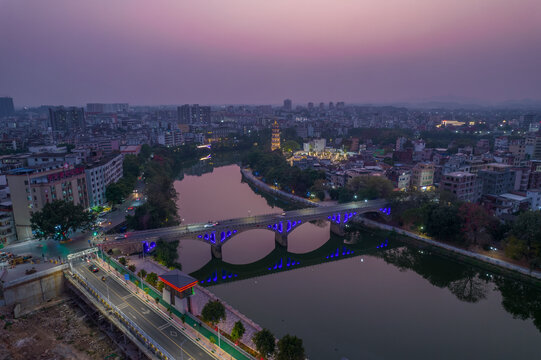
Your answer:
146;272;158;287
30;200;96;241
157;281;165;292
201;300;226;327
230;321;245;343
347;175;394;200
105;182;126;205
424;204;463;242
137;269;147;279
252;329;276;359
128;264;136;273
282;140;300;153
123;154;141;180
458;203;493;245
118;257;127;266
277;334;305;360
154;239;180;268
506;211;541;268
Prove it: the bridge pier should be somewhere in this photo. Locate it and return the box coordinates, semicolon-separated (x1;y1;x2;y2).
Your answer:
330;222;345;237
275;232;288;248
211;245;222;259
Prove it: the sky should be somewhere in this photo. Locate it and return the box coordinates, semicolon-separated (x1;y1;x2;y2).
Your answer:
1;0;541;107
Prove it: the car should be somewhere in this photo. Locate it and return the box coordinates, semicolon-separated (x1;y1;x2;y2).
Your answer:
204;223;214;228
89;264;99;273
281;212;286;216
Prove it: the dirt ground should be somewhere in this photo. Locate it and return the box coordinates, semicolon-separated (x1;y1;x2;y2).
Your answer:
0;300;122;360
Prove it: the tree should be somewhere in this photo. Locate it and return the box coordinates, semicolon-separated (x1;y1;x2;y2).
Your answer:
118;257;127;266
30;200;96;241
157;281;165;292
424;204;463;242
105;182;125;205
277;334;305;360
505;211;541;268
252;329;276;359
230;321;245;343
281;140;300;153
458;203;493;245
128;264;136;273
154;239;180;268
347;175;394;200
201;300;226;327
137;269;147;279
146;272;158;287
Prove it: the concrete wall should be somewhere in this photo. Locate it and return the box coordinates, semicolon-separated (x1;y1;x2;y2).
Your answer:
2;264;68;317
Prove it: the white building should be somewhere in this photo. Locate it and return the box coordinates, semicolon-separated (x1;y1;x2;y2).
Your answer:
526;189;541;211
85;154;123;208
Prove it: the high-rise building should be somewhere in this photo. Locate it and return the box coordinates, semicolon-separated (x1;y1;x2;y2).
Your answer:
271;120;281;151
319;102;325;110
7;165;89;241
48;106;85;133
177;104;191;124
177;104;211;124
0;97;15;118
307;102;314;110
283;99;292;111
85;154;123;208
200;106;211;123
533;132;541;160
190;104;200;124
86;103;129;113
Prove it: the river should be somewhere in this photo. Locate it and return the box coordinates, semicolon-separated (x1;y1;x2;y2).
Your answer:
174;163;541;360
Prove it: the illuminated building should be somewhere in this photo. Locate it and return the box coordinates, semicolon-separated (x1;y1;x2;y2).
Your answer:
271;120;280;151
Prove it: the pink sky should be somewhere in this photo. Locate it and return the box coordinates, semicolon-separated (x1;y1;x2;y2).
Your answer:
1;0;540;106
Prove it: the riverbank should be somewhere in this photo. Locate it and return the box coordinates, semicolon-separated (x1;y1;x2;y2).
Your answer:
240;167;319;207
241;166;541;282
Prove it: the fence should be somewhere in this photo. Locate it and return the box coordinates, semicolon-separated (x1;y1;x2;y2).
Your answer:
69;267;174;360
96;251;255;360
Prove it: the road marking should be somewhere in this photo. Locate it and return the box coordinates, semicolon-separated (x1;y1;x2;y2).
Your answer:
158;323;170;331
117;303;129;310
85;267;204;360
140;307;150;315
122;294;133;300
170;330;178;337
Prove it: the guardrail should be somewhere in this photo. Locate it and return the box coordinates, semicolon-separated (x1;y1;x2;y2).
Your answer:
69;267;175;360
97;253;255;359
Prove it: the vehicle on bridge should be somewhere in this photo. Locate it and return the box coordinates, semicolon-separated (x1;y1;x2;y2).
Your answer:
89;264;99;273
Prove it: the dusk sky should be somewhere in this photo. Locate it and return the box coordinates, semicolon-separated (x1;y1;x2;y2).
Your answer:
1;0;541;106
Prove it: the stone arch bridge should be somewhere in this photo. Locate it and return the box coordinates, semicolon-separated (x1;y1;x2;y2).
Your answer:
100;200;390;259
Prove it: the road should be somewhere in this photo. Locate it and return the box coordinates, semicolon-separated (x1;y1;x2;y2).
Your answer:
106;199;388;245
75;261;215;360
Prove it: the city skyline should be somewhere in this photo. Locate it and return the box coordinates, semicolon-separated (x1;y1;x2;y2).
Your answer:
1;0;541;106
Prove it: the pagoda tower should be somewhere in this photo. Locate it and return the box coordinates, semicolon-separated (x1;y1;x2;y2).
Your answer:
271;120;281;151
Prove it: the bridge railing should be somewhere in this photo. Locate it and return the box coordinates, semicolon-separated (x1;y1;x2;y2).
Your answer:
69;267;175;360
106;200;389;241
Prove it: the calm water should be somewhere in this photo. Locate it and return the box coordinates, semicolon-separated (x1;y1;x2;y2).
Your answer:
175;164;541;360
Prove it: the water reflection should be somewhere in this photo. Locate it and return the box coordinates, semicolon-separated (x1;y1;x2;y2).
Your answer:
379;245;541;331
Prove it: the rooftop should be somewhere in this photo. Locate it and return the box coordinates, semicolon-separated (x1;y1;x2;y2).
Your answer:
159;269;197;293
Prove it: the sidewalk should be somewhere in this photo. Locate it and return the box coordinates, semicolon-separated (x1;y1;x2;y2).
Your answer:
96;254;255;360
358;217;541;281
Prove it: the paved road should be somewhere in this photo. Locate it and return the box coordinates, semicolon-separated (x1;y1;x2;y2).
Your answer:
75;261;215;360
105;199;388;245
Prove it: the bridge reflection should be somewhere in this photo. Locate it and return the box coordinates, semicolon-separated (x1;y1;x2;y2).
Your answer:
190;228;399;286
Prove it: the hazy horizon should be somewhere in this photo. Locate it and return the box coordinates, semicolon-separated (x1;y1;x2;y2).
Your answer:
1;0;541;106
